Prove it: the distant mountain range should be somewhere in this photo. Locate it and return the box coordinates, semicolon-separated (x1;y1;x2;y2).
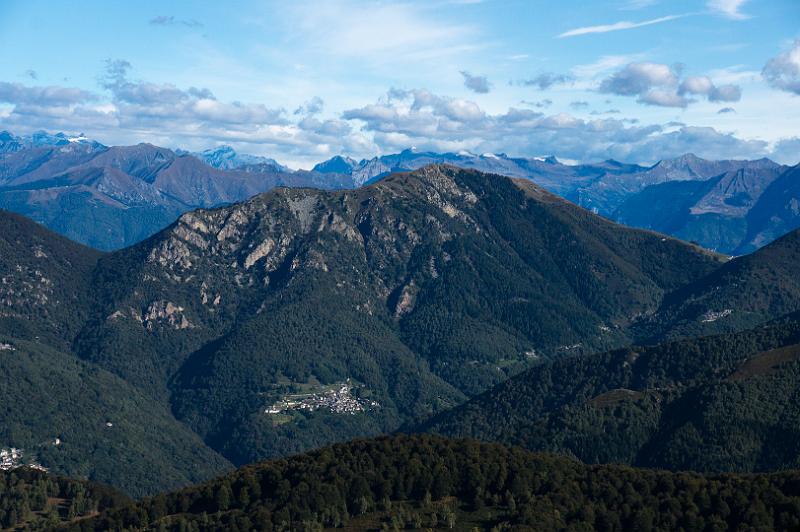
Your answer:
312;149;797;254
0;131;352;250
1;130;797;253
191;145;289;173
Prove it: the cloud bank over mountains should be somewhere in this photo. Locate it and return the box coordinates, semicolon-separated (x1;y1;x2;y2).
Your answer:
0;47;797;167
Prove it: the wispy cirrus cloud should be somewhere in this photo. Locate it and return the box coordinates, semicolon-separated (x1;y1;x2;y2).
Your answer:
277;1;480;65
558;13;689;38
149;15;203;28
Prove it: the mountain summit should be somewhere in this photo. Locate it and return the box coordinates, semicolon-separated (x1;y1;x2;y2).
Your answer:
72;164;722;467
196;145;289;173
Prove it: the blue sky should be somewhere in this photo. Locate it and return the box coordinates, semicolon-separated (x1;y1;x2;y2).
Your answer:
0;0;798;168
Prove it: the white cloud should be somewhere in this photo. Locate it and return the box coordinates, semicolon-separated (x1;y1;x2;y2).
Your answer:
0;81;97;106
518;72;574;90
571;55;644;80
460;71;491;94
558;14;688;38
770;137;800;165
707;0;750;20
341;88;775;163
278;1;480;65
622;0;661;9
599;62;741;107
762;40;800;95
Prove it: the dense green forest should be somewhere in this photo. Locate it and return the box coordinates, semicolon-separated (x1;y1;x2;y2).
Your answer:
0;210;100;348
418;313;800;473
0;337;231;497
641;227;800;341
0;468;127;529
71;434;800;531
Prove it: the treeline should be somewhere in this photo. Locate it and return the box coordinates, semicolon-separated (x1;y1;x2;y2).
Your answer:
0;468;127;529
69;434;800;531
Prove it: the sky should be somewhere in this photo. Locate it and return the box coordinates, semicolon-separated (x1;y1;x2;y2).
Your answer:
0;0;798;169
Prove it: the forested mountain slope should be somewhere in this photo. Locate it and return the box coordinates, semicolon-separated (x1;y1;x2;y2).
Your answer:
0;337;231;497
0;210;100;347
645;227;800;341
417;313;800;474
71;165;722;466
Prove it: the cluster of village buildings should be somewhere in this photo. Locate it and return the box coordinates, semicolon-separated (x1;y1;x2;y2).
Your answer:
266;382;379;416
0;447;47;472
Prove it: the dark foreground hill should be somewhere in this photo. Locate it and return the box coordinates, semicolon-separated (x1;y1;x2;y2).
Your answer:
71;434;800;531
0;468;128;529
73;165;722;467
417;312;800;474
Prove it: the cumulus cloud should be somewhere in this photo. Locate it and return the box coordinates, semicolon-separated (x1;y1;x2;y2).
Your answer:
600;62;679;96
149;15;203;28
0;61;374;165
679;75;741;102
762;40;800;95
342;88;771;163
0;62;790;168
600;62;741;107
0;81;96;106
460;71;491;93
97;59;287;126
707;0;750;20
519;72;573;90
770;137;800;165
294;96;324;116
